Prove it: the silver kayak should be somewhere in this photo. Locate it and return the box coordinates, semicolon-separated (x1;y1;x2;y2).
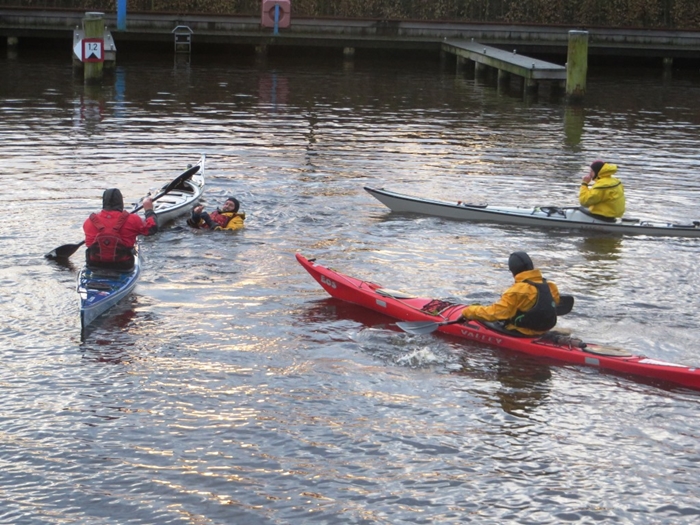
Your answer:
365;186;700;238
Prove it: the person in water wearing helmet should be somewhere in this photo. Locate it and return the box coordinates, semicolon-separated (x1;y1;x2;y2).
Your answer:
187;196;245;231
579;160;626;219
83;188;158;271
460;251;561;336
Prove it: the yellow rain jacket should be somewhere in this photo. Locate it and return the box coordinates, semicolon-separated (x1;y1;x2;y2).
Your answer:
461;269;560;336
216;212;245;231
579;163;626;218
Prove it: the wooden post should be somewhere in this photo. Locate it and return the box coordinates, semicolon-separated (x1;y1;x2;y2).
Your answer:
524;77;538;95
83;12;104;84
566;30;589;102
497;69;510;86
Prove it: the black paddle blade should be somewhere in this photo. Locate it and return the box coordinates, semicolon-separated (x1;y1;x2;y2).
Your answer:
556;295;574;316
160;164;201;194
45;240;86;260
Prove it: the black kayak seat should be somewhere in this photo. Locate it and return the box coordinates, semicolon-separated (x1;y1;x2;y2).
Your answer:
483;321;531;338
578;206;618;223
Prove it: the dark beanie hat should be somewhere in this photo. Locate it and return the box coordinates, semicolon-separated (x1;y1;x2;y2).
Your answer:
102;188;124;211
508;251;534;277
590;160;606;176
225;197;240;213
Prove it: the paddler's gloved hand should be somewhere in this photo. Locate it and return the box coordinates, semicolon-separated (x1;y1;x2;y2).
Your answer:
200;212;216;229
188;206;206;228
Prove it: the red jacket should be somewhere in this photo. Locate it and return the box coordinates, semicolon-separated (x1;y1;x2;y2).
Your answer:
83;210;157;248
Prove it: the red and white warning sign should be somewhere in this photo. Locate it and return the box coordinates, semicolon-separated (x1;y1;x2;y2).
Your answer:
74;38;104;62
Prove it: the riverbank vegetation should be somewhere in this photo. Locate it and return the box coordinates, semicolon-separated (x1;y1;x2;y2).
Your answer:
4;0;700;30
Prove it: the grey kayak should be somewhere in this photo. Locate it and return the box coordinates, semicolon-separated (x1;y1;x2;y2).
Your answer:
365;186;700;238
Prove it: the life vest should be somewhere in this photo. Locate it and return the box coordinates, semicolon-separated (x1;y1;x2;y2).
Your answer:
510;279;557;332
86;210;133;264
209;210;235;228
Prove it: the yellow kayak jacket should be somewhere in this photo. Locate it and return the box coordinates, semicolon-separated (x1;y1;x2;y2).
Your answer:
218;212;245;231
579;163;626;218
461;269;561;336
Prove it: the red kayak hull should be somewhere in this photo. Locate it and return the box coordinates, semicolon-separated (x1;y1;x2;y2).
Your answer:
296;253;700;391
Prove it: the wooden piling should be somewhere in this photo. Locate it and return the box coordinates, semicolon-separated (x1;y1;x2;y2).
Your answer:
83;12;104;84
565;30;589;102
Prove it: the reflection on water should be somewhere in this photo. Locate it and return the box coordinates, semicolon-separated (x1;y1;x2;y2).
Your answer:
1;46;700;524
579;234;624;260
572;234;625;288
564;105;585;149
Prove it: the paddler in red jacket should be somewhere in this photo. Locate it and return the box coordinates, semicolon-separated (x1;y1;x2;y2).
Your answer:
460;252;561;336
83;188;158;271
187;196;245;231
579;160;626;219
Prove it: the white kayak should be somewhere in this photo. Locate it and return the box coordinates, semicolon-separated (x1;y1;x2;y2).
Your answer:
144;154;206;225
365;186;700;238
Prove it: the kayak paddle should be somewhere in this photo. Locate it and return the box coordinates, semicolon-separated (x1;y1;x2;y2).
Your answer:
45;163;201;261
396;318;464;335
396;295;575;335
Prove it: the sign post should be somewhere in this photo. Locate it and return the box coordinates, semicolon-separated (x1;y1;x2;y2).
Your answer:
83;12;105;84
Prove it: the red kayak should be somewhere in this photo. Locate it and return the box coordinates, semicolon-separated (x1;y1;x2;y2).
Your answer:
296;253;700;391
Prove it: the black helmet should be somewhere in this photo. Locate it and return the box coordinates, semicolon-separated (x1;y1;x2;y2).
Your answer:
508;251;534;276
102;188;124;211
590;160;606;179
225;197;240;213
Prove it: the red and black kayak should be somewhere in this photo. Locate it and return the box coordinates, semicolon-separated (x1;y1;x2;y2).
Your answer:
296;253;700;391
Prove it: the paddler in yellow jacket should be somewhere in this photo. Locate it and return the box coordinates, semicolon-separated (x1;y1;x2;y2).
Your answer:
187;196;245;231
460;252;561;336
579;160;626;219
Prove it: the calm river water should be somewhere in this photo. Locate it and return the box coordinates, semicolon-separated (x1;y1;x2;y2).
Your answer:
1;44;699;524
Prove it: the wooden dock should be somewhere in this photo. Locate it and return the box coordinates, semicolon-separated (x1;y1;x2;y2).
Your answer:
442;39;566;93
